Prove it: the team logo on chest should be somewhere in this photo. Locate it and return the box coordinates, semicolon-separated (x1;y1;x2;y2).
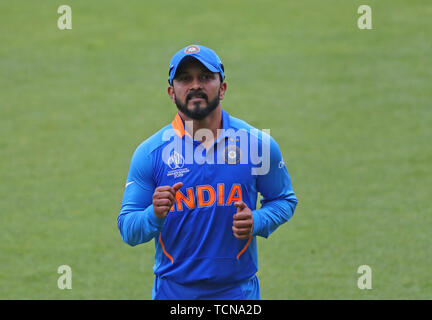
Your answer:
223;145;242;164
167;151;190;178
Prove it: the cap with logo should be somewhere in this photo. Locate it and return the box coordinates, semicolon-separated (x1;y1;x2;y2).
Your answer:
168;44;225;85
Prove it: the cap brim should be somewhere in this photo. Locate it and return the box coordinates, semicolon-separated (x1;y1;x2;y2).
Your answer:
170;55;219;84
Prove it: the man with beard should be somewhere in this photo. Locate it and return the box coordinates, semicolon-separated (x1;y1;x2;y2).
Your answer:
118;45;298;300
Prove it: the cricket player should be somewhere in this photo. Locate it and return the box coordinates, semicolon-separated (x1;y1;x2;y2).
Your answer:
117;44;298;300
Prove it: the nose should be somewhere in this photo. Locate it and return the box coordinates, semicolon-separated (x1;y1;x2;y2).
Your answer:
190;76;202;90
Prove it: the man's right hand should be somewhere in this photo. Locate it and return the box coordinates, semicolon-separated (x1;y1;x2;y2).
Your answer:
152;182;183;218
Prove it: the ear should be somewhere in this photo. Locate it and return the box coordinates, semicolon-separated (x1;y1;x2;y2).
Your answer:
167;86;176;104
219;82;227;100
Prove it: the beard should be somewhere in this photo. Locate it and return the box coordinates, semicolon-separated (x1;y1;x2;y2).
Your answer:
175;88;220;120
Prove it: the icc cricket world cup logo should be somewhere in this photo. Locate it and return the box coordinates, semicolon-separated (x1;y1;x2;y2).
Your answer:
167;151;185;170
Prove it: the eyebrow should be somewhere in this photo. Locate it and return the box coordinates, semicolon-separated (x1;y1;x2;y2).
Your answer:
175;71;216;81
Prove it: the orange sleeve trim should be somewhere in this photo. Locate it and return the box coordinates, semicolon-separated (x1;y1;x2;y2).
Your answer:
159;234;174;264
237;236;252;260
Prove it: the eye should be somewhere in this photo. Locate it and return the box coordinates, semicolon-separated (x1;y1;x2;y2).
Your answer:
177;74;191;82
200;74;214;81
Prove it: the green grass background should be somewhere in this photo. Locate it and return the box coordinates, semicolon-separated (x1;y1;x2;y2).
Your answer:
1;0;431;299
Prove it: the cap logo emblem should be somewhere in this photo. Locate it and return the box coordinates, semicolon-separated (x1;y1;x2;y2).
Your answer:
184;45;200;54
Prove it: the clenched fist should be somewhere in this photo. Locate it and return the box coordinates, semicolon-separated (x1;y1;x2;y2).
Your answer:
232;201;254;240
152;182;183;219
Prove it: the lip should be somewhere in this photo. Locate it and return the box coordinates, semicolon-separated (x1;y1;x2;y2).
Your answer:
189;97;206;102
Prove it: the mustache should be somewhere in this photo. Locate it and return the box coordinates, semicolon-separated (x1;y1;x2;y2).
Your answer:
186;91;208;102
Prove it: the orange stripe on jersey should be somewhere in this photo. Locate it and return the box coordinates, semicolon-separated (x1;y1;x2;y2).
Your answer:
237;236;252;260
226;184;242;205
159;234;174;264
197;185;216;207
176;188;195;211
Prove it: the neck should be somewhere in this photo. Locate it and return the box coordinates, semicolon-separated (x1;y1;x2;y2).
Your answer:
179;105;223;146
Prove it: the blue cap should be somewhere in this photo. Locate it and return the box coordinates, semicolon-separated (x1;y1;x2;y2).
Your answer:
168;44;225;85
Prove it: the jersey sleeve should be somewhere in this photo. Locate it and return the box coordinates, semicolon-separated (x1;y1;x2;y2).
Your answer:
252;135;298;238
117;145;165;246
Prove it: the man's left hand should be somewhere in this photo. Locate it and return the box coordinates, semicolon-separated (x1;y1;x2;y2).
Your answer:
232;201;253;240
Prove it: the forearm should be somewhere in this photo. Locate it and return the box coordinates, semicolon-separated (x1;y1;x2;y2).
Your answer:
117;205;166;246
252;197;297;238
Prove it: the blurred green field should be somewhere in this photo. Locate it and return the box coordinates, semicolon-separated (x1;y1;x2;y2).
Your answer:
1;0;431;299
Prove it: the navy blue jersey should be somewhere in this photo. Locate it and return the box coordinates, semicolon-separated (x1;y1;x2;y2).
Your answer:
118;109;297;285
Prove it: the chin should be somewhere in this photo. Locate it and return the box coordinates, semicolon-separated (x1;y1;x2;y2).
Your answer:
188;103;207;111
189;100;206;106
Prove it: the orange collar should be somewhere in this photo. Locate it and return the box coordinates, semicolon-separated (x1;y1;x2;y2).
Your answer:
171;113;192;138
